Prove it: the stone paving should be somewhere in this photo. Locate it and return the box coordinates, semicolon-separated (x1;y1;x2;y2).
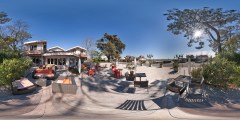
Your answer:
0;63;240;120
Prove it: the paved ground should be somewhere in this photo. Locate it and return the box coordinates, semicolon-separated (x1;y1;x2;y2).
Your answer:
0;63;240;120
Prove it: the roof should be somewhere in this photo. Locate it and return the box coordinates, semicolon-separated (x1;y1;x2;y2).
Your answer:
24;40;47;45
66;46;86;51
47;46;65;51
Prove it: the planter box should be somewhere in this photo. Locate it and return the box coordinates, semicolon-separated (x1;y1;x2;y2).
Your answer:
52;77;77;94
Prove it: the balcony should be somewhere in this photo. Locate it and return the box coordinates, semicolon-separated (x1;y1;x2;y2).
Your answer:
80;53;87;58
26;50;44;54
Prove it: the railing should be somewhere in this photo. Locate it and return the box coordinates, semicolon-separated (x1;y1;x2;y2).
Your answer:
26;50;44;54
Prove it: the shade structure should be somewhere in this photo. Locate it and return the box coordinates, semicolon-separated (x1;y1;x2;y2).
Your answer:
139;58;146;61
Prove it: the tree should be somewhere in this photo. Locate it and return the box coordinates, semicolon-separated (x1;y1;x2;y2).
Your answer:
0;11;11;25
96;33;125;62
164;7;240;54
6;20;31;52
81;38;96;59
223;34;240;53
0;20;31;54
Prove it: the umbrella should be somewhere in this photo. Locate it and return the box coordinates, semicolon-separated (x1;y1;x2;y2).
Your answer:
188;57;191;75
134;57;137;71
78;58;81;74
139;58;146;61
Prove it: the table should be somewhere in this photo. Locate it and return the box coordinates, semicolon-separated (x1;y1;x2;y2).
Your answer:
175;75;191;94
134;73;146;81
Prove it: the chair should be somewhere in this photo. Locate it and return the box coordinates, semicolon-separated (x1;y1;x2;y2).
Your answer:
115;69;122;78
165;79;187;101
88;69;95;76
186;76;206;100
189;76;204;89
125;72;135;81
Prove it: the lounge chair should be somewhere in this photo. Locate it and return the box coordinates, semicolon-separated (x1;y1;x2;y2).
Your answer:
12;78;36;95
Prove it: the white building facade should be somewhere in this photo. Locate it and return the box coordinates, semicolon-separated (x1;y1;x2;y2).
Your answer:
24;40;87;69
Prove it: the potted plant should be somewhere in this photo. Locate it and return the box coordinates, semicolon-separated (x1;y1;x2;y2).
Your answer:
159;62;163;68
173;61;179;72
126;63;135;75
147;54;153;67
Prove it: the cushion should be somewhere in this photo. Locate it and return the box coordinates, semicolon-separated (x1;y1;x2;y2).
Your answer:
15;78;34;90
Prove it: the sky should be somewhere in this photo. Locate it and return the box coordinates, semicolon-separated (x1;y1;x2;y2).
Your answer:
0;0;239;59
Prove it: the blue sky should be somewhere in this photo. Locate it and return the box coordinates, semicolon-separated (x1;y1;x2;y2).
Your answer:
0;0;239;58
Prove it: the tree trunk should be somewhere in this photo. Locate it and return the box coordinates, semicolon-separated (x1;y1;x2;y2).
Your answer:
203;22;222;54
216;38;222;54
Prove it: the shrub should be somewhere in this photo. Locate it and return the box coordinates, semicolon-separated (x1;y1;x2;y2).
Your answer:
0;58;32;86
191;67;202;78
202;56;236;87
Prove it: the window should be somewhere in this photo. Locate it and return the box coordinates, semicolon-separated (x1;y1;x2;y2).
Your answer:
30;45;37;50
51;58;53;64
54;58;57;65
63;58;66;65
47;59;50;64
58;58;62;65
43;44;47;51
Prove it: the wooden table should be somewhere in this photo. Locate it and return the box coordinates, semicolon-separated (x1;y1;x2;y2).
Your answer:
134;73;146;81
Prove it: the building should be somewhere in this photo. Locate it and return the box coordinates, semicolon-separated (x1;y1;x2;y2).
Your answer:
24;40;87;69
195;55;208;62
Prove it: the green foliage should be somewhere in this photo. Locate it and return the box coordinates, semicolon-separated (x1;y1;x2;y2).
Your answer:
0;50;20;63
173;61;179;68
191;67;202;79
220;51;240;65
0;58;32;86
0;11;11;24
91;51;102;64
96;33;125;61
126;62;135;71
202;56;237;87
164;7;240;53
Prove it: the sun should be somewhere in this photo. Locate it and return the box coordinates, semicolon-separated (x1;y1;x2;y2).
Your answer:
193;30;202;38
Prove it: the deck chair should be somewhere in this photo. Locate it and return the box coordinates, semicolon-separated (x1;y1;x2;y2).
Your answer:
165;80;187;101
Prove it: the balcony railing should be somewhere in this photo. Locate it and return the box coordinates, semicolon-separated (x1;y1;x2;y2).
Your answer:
26;50;44;54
